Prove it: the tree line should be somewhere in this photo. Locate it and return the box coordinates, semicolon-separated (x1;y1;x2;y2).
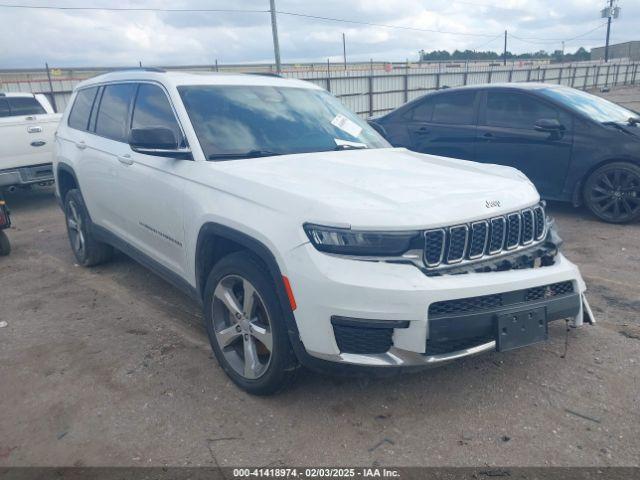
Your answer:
419;47;590;63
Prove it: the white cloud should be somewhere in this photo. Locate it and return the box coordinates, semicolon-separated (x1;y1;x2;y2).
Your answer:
0;0;636;68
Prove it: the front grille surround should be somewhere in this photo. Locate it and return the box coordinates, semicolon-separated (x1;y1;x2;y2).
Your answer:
423;203;547;270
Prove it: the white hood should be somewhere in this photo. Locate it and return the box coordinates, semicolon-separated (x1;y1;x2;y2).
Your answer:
212;147;540;230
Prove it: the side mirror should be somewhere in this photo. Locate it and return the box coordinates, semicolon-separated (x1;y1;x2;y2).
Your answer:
534;118;565;132
129;127;193;160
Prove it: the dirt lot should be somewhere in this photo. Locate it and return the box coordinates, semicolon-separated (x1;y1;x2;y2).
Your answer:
1;88;639;468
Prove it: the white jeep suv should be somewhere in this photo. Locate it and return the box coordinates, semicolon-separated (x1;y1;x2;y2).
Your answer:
54;69;593;394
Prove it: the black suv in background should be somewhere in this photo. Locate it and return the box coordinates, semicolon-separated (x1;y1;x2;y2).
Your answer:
369;84;640;223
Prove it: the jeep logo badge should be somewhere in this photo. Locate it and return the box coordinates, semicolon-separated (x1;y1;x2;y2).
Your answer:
485;200;501;208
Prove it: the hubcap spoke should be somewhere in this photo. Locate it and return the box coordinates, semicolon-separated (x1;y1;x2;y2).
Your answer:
216;324;242;348
242;279;256;318
243;335;260;379
214;284;243;318
250;323;273;352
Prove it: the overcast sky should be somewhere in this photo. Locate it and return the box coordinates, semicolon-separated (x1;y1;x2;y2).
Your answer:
0;0;636;68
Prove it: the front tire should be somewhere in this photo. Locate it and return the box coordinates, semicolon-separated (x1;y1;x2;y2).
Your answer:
584;162;640;224
203;251;298;395
64;189;113;266
0;231;10;256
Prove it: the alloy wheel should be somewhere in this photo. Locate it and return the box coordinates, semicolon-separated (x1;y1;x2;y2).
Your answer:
66;200;85;257
587;167;640;222
211;274;273;379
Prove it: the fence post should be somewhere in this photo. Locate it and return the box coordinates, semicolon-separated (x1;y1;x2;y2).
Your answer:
541;67;546;83
403;70;409;103
326;59;331;92
571;67;577;87
583;66;589;90
614;64;620;86
368;73;374;117
436;72;441;89
487;69;492;84
558;67;563;85
632;63;638;85
45;62;58;112
606;64;611;86
526;68;531;82
508;68;513;83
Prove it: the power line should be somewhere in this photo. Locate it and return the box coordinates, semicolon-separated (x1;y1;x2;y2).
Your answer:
272;10;500;37
0;3;268;13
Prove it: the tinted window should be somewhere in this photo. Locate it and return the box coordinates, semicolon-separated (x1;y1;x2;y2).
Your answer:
68;87;98;131
540;87;638;123
131;84;182;142
0;98;9;117
95;83;136;142
431;92;476;125
486;92;560;129
408;98;434;122
7;97;46;116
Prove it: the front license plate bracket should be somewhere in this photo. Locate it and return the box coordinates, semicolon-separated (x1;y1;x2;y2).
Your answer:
496;306;548;352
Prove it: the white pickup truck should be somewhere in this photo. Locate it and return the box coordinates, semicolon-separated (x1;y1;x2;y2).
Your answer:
0;92;61;190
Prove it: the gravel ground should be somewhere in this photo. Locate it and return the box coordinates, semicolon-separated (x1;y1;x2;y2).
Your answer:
0;88;639;469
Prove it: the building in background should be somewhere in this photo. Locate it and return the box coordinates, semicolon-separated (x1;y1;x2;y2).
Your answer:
591;41;640;61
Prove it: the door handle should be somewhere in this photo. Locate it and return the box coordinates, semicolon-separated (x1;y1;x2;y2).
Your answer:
27;126;43;134
117;154;134;166
482;132;494;140
30;141;46;147
75;140;87;150
416;126;430;135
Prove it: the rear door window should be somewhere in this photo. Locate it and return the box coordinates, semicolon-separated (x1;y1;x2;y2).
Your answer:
95;83;137;142
68;87;99;131
7;97;46;116
485;91;562;129
0;98;10;117
131;83;182;143
430;92;477;125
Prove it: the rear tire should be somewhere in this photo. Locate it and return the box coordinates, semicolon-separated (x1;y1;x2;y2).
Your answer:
64;189;113;266
203;251;298;395
0;231;10;256
584;162;640;224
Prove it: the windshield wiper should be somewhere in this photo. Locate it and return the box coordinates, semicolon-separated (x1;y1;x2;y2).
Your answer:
333;144;368;151
208;150;283;161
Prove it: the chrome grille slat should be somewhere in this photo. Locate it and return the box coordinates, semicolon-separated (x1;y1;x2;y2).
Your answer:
422;203;547;270
505;213;521;250
446;225;468;264
468;220;489;259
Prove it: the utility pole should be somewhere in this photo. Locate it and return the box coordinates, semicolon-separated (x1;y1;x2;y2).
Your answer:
503;30;507;66
269;0;282;74
603;0;621;63
342;33;347;70
604;0;613;62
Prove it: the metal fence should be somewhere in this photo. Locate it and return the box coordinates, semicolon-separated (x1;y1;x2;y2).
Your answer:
1;59;638;117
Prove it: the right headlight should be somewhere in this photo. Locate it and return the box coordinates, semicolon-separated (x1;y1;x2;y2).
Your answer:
303;223;419;256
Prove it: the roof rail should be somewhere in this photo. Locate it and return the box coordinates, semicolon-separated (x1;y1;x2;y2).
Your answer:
245;72;282;78
111;67;166;73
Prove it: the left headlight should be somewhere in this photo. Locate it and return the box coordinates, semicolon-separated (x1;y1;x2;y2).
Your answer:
303;223;419;256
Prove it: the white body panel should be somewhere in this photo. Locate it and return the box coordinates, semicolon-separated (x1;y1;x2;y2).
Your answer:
0;94;60;170
53;71;588;366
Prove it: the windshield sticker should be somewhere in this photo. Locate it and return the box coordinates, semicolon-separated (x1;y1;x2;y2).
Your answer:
331;114;363;138
334;138;368;148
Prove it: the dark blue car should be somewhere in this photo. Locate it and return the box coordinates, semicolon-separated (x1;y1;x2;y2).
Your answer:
369;83;640;223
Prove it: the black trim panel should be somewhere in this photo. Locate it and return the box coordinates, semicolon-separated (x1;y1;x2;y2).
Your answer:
331;316;410;329
92;224;199;303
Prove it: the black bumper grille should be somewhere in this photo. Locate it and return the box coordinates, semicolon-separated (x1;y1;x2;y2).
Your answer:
429;281;575;318
332;324;393;354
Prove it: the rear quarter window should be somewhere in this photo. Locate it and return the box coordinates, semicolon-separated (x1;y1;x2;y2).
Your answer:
0;98;10;117
7;97;46;116
68;87;99;131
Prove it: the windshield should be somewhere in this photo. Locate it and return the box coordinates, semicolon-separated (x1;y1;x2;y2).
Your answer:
539;87;638;124
178;85;389;160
